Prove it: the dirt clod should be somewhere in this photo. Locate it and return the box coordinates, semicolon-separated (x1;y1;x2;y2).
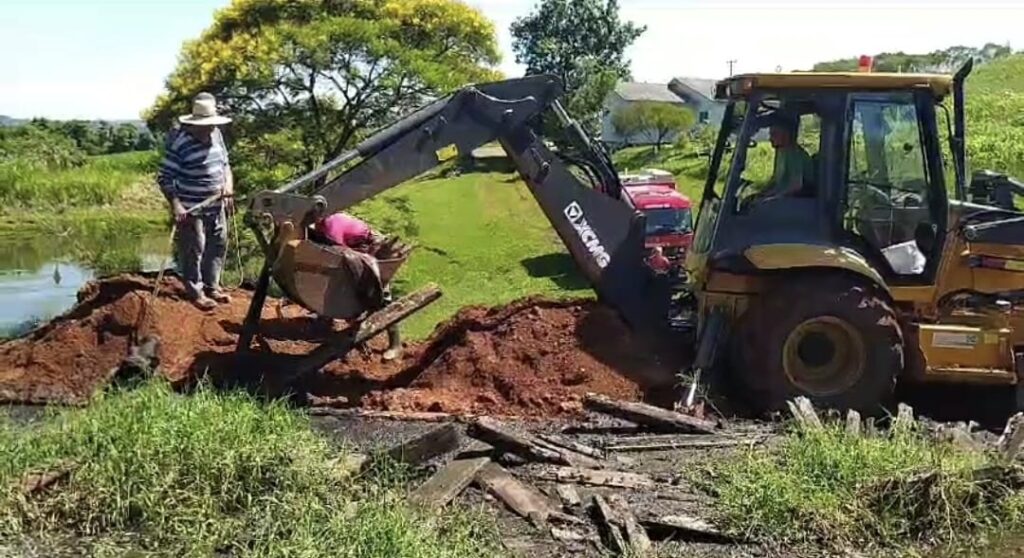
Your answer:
0;275;675;417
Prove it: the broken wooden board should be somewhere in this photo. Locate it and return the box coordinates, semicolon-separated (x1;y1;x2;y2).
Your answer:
385;424;461;466
410;455;491;510
468;417;571;465
846;409;862;437
555;484;581;508
641;514;732;543
475;463;558;521
529;465;655;489
583;394;716;434
537;434;604;460
532;437;603;468
786;396;822;431
893;403;915;432
591;494;627;555
608;494;652;556
999;412;1024;460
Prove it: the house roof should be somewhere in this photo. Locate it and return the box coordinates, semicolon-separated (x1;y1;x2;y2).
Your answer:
668;77;719;103
612;82;685;104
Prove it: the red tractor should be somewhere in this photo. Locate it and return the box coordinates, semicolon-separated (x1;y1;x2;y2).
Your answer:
618;169;694;274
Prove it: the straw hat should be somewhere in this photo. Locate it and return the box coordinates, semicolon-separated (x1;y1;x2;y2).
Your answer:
178;92;232;126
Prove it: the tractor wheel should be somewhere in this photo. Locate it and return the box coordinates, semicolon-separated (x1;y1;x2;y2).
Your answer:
731;275;904;416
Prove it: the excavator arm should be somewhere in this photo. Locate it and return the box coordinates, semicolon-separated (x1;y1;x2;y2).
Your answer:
240;75;675;354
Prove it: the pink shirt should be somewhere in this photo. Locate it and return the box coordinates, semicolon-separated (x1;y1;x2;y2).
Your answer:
317;213;370;247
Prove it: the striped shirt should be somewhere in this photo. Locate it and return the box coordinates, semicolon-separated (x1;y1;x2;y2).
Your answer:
157;127;230;214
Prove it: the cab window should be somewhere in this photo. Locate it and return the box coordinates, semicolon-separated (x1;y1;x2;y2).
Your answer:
843;93;937;277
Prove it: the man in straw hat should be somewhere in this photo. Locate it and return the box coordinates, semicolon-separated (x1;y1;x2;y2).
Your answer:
157;92;234;310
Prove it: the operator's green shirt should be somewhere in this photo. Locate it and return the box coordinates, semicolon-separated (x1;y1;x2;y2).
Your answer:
769;145;814;196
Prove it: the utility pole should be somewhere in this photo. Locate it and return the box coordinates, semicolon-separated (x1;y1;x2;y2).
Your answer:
727;59;737;76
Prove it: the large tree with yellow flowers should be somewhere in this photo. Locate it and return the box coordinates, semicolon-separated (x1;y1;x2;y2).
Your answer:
146;0;501;192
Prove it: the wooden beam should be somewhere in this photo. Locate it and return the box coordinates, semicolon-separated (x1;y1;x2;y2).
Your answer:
475;463;558;521
308;408;458;422
529;465;655;489
583;394;716;434
468;417;569;465
532;437;603;469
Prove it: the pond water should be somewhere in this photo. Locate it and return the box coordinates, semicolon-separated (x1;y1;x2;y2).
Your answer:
0;231;169;338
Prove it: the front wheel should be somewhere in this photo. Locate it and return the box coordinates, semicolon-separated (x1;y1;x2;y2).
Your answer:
731;275;904;416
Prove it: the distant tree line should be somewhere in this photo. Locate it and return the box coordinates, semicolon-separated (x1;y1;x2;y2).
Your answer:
0;120;156;171
812;43;1013;73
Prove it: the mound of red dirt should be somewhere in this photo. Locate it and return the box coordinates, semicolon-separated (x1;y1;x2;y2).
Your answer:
0;275;675;417
359;298;674;417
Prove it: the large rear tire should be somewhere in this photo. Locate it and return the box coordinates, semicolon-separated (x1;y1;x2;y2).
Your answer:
730;275;903;415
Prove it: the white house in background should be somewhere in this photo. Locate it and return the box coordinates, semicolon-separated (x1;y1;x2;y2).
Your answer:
601;77;726;148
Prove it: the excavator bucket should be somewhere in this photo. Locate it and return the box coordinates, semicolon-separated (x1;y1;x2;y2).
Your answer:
272;239;411;320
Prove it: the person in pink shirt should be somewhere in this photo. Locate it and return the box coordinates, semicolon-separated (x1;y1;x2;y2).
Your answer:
311;212;401;360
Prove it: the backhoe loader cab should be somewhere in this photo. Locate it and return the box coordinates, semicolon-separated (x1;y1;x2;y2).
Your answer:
688;66;1024;415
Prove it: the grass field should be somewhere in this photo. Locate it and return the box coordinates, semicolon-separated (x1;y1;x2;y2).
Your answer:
0;380;502;557
0;151;162;213
707;421;1024;555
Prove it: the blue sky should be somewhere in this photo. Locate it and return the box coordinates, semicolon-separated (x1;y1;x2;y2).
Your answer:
3;0;1024;120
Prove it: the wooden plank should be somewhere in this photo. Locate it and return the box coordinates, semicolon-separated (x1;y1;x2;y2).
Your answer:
846;410;862;437
999;412;1024;460
555;484;581;508
385;424;461;466
537;434;605;460
409;455;490;510
641;514;731;542
591;494;627;555
606;437;764;452
583;394;716;434
475;463;558;520
532;437;603;468
468;417;568;465
865;416;878;437
608;494;651;556
529;465;655;489
786;396;822;431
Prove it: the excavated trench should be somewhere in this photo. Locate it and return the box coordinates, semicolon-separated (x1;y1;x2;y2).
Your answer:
0;274;680;418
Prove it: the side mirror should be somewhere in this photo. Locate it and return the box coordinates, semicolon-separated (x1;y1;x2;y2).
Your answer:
748;139;757;148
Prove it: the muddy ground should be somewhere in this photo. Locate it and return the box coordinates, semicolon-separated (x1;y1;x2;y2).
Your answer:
0;274;679;417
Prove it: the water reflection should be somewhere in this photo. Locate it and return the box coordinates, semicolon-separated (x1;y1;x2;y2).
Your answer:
0;230;167;338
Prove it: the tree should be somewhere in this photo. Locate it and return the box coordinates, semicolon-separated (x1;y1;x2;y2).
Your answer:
146;0;501;193
109;123;141;153
511;0;644;134
612;102;694;151
812;43;1013;73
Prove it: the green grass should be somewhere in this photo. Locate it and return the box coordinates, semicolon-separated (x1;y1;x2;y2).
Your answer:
344;168;591;339
0;379;502;557
706;422;1024;555
0;151;162;212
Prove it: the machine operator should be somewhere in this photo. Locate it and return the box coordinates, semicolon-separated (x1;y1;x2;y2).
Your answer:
311;212;403;361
